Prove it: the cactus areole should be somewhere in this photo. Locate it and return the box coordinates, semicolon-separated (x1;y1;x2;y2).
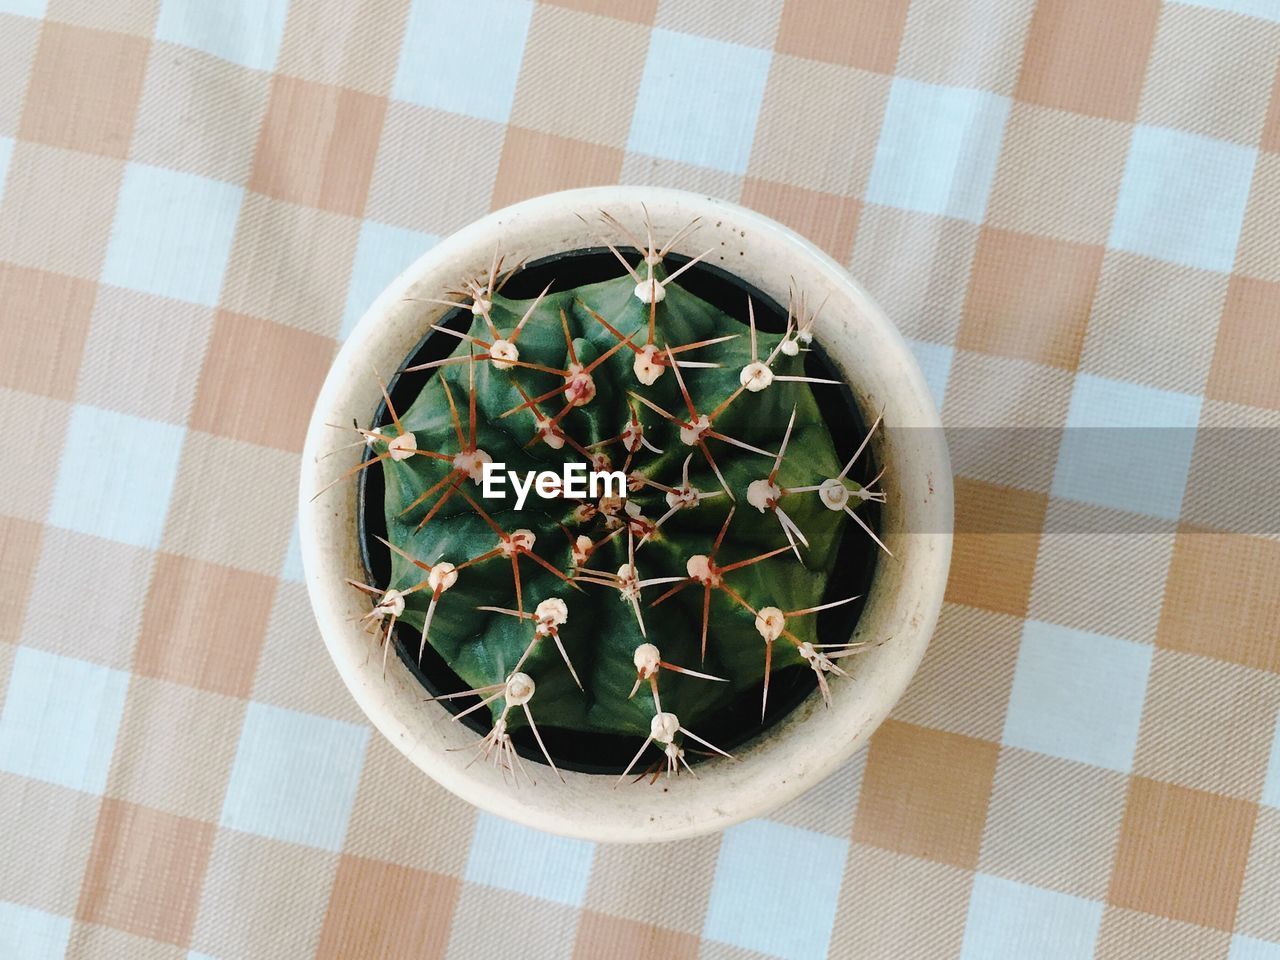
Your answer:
344;226;886;781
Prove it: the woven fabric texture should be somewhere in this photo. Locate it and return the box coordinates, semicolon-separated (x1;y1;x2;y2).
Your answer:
1;0;1279;957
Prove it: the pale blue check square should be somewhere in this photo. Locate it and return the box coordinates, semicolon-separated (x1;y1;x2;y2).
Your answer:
47;405;186;550
394;0;533;122
155;0;291;72
281;515;305;584
1109;125;1256;273
866;78;1010;224
0;136;13;206
342;220;438;339
1052;373;1202;520
220;702;369;851
906;338;953;411
1171;0;1280;23
1262;709;1280;808
1232;935;1280;960
0;901;71;960
627;29;772;175
464;812;595;907
0;0;45;15
0;648;130;794
102;163;243;307
1003;620;1151;773
960;874;1103;960
703;819;847;960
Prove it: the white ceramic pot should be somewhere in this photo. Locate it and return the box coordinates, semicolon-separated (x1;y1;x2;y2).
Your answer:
300;187;952;843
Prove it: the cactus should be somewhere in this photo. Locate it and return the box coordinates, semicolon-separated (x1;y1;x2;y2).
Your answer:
334;214;885;783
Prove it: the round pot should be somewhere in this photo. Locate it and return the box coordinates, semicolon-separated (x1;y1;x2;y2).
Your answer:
300;187;952;843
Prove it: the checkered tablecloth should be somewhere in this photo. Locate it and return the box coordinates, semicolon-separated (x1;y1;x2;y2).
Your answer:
2;0;1279;957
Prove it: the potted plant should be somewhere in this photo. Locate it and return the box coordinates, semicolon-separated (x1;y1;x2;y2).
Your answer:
300;187;951;843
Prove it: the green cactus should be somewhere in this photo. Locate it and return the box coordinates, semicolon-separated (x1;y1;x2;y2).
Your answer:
341;218;883;782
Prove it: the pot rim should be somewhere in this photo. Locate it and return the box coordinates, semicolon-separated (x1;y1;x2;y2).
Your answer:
300;186;953;843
